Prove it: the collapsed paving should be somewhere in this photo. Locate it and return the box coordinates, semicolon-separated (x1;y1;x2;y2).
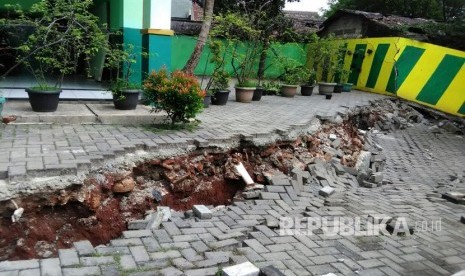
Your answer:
1;95;465;276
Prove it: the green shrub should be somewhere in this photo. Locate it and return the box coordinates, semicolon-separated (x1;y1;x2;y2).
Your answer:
144;69;204;125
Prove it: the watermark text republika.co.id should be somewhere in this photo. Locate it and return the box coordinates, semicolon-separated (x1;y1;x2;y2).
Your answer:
279;216;441;237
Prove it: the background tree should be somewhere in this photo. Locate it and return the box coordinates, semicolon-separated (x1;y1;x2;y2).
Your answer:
214;0;301;81
183;0;215;75
324;0;464;21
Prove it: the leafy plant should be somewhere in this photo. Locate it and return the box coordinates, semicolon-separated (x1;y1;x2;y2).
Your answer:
210;13;261;86
143;69;204;125
15;0;107;90
262;80;280;94
105;43;147;99
307;35;340;83
203;38;230;92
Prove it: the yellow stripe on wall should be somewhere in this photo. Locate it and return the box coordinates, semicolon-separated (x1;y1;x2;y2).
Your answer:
435;64;465;115
397;47;445;101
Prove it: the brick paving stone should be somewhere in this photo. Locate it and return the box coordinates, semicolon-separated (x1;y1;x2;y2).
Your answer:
122;230;152;239
0;260;40;272
243;239;269;254
208;239;240;251
40;258;62;276
58;249;80;267
160;267;183;276
181;248;203;262
172;258;195;270
62;266;100;276
235;248;265;262
73;241;95;256
150;250;182;260
80;257;114;266
129;246;150;262
119;255;137;270
358;259;385;269
19;268;40;276
110;238;143;247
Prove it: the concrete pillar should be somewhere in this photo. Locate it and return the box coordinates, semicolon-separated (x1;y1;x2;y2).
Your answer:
142;0;174;73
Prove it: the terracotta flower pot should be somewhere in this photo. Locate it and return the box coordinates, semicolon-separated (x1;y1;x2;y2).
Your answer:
318;82;337;95
280;84;298;98
235;87;255;103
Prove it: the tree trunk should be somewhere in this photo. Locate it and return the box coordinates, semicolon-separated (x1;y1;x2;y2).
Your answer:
183;0;215;75
257;39;270;83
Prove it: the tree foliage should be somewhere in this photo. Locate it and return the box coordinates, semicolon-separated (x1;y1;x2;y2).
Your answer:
325;0;464;22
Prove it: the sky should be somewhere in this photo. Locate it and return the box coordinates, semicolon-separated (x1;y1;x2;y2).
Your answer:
284;0;329;15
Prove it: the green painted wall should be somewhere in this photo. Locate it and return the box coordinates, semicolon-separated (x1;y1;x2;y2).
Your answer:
0;0;38;10
170;35;306;79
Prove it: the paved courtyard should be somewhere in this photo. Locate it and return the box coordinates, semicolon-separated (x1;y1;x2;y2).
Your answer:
1;91;465;276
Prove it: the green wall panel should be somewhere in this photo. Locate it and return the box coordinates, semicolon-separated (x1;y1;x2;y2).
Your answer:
0;0;38;10
123;28;143;84
170;35;305;79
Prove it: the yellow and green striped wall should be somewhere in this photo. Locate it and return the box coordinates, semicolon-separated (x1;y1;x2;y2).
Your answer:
329;37;465;117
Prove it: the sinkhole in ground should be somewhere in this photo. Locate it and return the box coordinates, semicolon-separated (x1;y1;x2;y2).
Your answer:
1;99;418;261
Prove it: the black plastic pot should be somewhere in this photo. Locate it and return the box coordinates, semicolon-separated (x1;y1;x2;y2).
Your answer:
26;87;62;112
253;87;263;101
203;95;211;108
326;94;333;100
211;90;230;105
113;89;141;110
334;84;343;93
301;85;315;96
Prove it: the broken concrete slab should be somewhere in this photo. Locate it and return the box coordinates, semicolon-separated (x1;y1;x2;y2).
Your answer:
193;205;212;220
442;192;465;205
319;186;335;197
243;190;260;199
370;172;384;183
146;211;164;229
361;181;378;188
222;261;260;276
157;207;171;222
331;162;346;176
355;151;372;175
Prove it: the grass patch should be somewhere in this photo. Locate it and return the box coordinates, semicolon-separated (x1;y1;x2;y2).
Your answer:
142;120;201;133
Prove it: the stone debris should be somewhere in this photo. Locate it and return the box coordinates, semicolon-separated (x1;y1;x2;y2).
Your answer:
222;261;260;276
193;205;212;219
319;186;335;197
442;192;465;205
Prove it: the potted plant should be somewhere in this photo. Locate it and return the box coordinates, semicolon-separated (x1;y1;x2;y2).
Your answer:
209;70;230;106
202;40;230;106
300;68;316;96
262;80;280;96
339;69;353;92
17;0;107;112
203;90;212;108
307;35;338;95
105;43;143;110
279;64;308;98
212;13;260;103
